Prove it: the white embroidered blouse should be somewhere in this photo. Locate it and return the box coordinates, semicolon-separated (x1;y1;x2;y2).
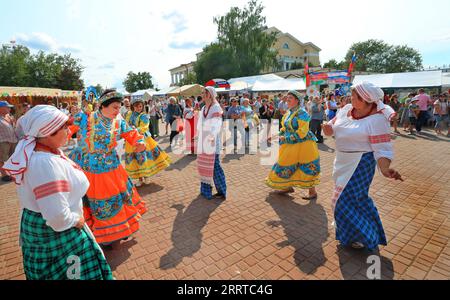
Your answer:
330;104;394;161
17;151;89;232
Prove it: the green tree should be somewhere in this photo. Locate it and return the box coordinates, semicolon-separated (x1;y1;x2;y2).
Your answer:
194;43;239;85
213;0;278;77
179;72;198;86
0;45;31;86
0;45;85;90
323;59;346;70
123;71;154;93
54;54;84;90
94;84;104;96
344;39;423;73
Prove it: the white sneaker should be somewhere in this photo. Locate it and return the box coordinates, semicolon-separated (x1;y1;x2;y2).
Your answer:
144;177;151;185
133;180;142;187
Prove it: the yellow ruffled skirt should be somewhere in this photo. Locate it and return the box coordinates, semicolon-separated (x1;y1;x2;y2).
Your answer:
265;140;321;190
125;135;171;179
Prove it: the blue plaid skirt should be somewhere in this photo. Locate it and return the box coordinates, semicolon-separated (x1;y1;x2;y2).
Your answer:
20;209;114;280
334;152;387;251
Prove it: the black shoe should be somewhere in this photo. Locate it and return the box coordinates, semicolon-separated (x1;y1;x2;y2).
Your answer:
1;176;12;182
212;193;226;200
100;244;113;251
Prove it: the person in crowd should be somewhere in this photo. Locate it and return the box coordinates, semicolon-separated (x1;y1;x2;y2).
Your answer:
310;96;325;143
226;98;243;152
0;101;17;182
3;105;113;280
196;87;227;200
277;95;289;130
415;88;432;133
407;97;420;135
120;98;131;118
400;93;415;131
183;97;196;155
265;90;320;199
124;98;171;187
67;89;148;248
15;103;32;140
389;94;401;133
259;99;274;142
433;94;449;136
323;82;403;250
147;99;162;138
326;94;338;121
166;97;183;146
241;98;255;153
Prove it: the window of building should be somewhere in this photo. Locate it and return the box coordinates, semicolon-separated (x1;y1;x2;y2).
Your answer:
283;43;289;49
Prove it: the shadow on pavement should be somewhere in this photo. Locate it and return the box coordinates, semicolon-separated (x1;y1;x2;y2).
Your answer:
222;153;246;164
318;142;335;153
165;154;196;171
159;195;225;270
266;194;329;275
136;182;164;198
337;245;394;280
104;239;138;271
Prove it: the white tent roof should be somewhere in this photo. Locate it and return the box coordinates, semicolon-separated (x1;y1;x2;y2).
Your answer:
215;81;250;93
251;78;306;92
228;74;283;86
353;71;443;88
132;89;157;97
442;73;450;88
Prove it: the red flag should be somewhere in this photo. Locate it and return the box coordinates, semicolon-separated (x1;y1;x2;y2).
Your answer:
347;52;357;78
304;60;310;87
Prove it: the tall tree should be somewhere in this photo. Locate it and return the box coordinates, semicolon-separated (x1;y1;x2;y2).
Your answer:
344;39;423;73
0;45;85;90
94;84;104;96
123;71;154;93
179;72;198;86
213;0;278;77
194;43;239;85
0;45;31;86
323;59;346;70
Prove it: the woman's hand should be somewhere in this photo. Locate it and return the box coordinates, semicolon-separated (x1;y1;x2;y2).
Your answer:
75;216;85;229
322;124;334;136
279;136;286;142
380;167;404;181
134;142;146;153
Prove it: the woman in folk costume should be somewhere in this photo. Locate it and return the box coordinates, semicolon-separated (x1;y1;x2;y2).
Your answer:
265;90;320;199
196;87;227;200
68;89;148;247
3;106;113;280
124;98;171;187
184;97;197;155
323;82;403;250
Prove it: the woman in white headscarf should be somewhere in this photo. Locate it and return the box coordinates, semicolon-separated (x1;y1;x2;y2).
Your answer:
323;82;403;251
196;86;227;200
3;105;113;280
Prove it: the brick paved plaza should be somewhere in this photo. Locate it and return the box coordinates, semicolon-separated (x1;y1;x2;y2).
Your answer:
1;128;449;280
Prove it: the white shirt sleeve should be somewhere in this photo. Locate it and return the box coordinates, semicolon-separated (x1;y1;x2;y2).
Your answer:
368;116;394;161
26;157;81;232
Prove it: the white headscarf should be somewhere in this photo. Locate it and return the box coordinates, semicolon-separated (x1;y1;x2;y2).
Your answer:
353;81;396;121
3;105;69;184
205;86;217;101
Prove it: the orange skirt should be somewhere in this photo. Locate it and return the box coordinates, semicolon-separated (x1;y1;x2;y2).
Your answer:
83;164;148;244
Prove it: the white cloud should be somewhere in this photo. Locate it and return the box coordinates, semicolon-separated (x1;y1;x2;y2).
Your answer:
14;32;82;54
66;0;81;21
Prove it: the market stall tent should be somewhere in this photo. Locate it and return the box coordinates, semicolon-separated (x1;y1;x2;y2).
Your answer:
131;89;157;101
228;74;283;87
353;71;443;88
167;84;204;97
215;81;250;93
153;86;180;96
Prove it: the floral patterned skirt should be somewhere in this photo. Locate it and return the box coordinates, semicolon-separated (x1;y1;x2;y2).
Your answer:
265;140;321;190
124;135;171;179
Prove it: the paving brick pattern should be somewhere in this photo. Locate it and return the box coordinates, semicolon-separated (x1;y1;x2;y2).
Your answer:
1;127;449;280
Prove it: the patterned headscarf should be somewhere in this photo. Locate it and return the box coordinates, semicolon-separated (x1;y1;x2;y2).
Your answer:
3;105;69;184
353;81;396;121
99;90;123;105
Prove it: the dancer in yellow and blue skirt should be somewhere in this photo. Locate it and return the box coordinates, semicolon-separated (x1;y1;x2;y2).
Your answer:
265;90;320;199
323;82;403;250
124;98;171;187
3;105;113;280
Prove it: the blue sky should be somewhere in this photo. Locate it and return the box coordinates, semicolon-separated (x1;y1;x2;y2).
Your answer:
1;0;449;91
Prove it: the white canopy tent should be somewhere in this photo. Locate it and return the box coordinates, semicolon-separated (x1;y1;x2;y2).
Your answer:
131;89;157;101
215;81;250;93
251;78;306;92
442;73;450;89
353;71;443;88
228;74;283;87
